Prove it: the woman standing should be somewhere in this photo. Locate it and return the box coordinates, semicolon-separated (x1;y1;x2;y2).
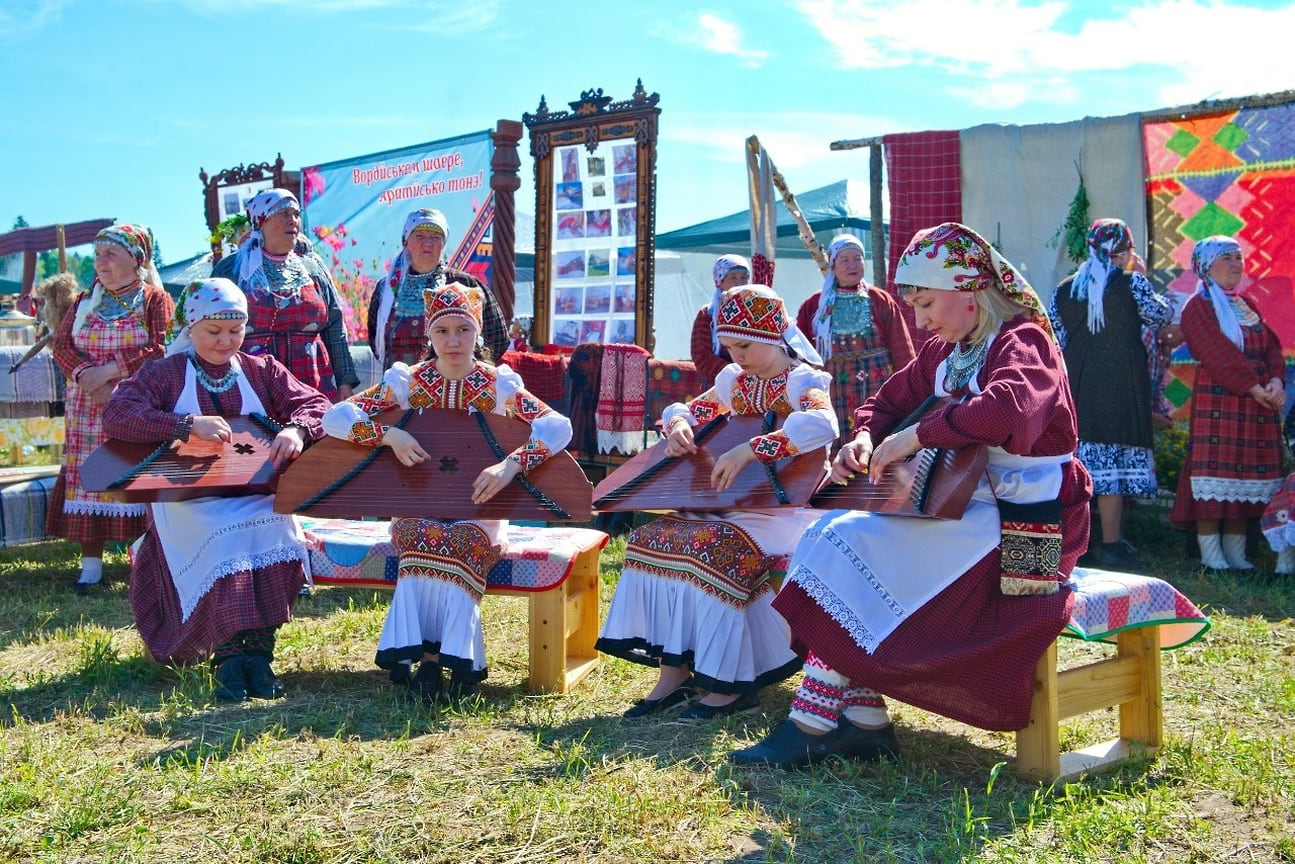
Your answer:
212;189;357;400
734;224;1090;768
48;224;174;594
322;282;572;700
1048;218;1173;570
598;285;838;720
366;208;508;370
102;278;331;701
689;253;751;385
1169;236;1284;570
796;235;914;438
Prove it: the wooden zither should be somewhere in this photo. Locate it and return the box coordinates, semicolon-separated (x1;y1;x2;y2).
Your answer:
80;414;284;503
273;408;592;522
811;395;988;519
593;413;829;513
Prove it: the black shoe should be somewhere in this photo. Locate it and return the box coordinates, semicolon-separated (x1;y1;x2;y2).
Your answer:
1099;542;1143;572
833;722;901;762
409;661;442;702
244;655;286;700
213;656;249;702
389;663;412;688
730;719;841;768
679;692;761;721
69;580;100;596
622;678;696;718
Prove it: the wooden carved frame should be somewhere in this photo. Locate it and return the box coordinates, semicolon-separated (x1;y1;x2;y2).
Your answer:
199;155;300;262
523;81;660;352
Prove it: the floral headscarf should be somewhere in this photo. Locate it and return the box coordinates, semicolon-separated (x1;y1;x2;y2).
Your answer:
73;223;161;335
716;284;822;366
1192;235;1245;349
374;209;452;369
1068;218;1133;334
895;222;1054;341
166;278;248;358
235;189;301;292
812;233;867;359
708;253;750;353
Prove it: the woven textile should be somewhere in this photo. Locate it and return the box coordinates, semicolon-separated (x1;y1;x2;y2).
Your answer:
1143;101;1295;356
0;473;55;547
646;359;706;430
0;347;59;403
499;350;568;407
882;130;962;346
595;343;649;454
299;517;608;592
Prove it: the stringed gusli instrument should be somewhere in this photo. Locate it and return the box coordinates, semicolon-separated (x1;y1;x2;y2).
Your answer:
273;408;592;522
811;395;988;519
80;414;285;503
592;413;829;513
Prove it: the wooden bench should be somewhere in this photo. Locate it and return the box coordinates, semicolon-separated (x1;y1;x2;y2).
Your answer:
300;518;609;694
767;559;1208;783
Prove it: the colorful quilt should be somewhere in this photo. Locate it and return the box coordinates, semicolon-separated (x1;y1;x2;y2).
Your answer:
299;517;608;592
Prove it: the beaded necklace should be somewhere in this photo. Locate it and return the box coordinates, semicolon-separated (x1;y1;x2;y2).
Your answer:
261;250;310;306
189;353;240;394
395;267;443;317
943;338;990;392
97;280;145;321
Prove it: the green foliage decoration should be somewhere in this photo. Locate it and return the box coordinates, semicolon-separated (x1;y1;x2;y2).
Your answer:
1048;170;1091;268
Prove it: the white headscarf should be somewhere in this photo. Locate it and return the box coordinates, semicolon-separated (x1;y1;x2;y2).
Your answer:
812;234;867;360
709;253;750;353
166;278;249;358
1192;235;1245;349
235;189;300;292
373;209;451;370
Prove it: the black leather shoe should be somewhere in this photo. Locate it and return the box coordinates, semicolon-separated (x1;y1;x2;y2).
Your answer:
622;678;696;718
409;661;442;702
679;692;761;721
244;655;286;700
389;664;412;688
834;722;901;762
213;656;249;702
730;719;841;768
69;580;100;597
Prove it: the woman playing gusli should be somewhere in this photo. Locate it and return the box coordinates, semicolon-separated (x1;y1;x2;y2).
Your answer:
49;223;174;594
322;282;572;700
103;278;331;701
733;223;1091;768
597;285;838;720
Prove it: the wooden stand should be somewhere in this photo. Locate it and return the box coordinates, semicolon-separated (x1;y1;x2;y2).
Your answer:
1016;627;1163;782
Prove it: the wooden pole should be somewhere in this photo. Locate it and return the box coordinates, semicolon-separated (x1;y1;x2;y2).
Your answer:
489;119;523;325
55;224;68;273
870;143;886;289
747;136;829;273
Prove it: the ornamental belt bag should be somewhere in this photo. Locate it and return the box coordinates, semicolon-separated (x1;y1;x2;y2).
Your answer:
997;497;1063;596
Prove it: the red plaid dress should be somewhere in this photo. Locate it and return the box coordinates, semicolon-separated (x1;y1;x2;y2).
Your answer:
1170;293;1285;526
46;287;172;545
243;280;337;400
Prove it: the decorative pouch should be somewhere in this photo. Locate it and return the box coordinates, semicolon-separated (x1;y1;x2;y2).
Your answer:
997;498;1062;596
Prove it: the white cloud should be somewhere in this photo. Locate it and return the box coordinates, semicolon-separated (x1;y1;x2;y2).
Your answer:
796;0;1295;109
657;11;770;67
0;0;65;39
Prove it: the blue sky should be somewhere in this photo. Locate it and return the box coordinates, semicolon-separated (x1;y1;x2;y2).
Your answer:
2;0;1293;266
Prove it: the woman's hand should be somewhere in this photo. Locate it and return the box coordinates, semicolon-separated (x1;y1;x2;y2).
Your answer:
869;425;922;478
335;384;354;402
190;415;233;443
1157;324;1184;351
268;426;307;468
1252;378;1285;412
1127;250;1148;275
382;427;428;467
473;457;521;504
830;432;875;484
78;363;118;395
711;443;755;492
663;420;697;458
85;381;116;406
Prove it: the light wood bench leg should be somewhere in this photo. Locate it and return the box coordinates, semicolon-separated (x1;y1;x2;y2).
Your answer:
1015;627;1164;782
521;544;602;694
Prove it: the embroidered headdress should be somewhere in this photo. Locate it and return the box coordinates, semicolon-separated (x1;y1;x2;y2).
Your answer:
166;278;248;357
812;233;867;360
1067;218;1133;334
424;281;484;332
236;189;301;291
1192;235;1245;349
895;222;1053;340
708;253;750;353
716;284;822;365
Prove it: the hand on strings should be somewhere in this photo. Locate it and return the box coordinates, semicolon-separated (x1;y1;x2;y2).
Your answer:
869;425;922;479
663;420;698;458
830;431;875;484
268;426;307;468
382;427;428;467
711;443;755;492
190;416;233;443
473;457;521;504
